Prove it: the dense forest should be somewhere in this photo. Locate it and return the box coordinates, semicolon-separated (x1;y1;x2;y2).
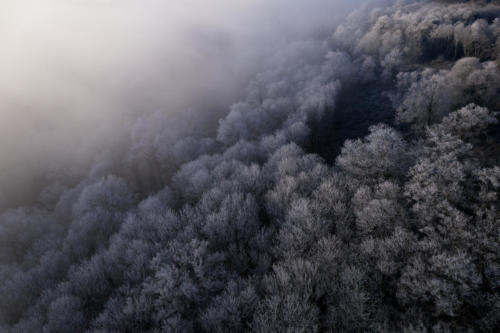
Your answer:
0;0;499;332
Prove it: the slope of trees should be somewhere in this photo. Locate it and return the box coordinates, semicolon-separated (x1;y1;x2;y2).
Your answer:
0;0;499;332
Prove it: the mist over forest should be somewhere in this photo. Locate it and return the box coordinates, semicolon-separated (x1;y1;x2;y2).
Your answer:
0;0;499;332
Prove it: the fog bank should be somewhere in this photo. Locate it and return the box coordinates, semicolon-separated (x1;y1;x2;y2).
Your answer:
0;0;362;208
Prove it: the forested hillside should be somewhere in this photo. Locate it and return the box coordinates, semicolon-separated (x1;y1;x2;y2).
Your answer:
0;0;499;331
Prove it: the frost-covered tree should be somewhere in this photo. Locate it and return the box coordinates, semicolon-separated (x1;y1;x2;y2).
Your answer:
336;124;410;181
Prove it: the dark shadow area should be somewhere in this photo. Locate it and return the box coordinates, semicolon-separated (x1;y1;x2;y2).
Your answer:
307;82;395;163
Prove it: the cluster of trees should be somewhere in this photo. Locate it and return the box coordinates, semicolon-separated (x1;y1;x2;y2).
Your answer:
0;0;499;331
334;0;500;70
393;57;500;134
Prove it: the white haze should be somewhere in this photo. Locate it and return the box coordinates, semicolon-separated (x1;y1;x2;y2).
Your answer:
0;0;363;208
